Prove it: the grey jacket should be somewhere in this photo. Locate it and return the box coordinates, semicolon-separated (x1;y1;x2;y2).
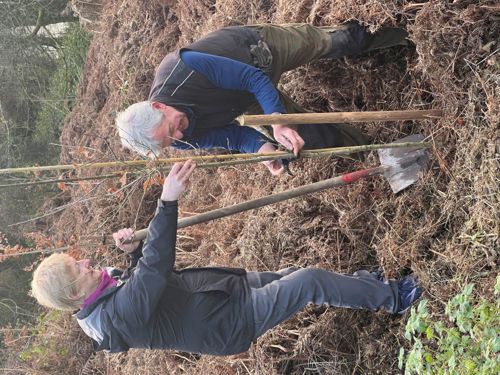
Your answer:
75;200;255;355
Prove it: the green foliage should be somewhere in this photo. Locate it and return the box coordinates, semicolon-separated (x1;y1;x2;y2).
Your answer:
4;310;75;371
0;22;91;233
0;244;39;331
2;308;92;374
0;22;91;168
34;22;92;163
18;311;65;362
399;276;500;375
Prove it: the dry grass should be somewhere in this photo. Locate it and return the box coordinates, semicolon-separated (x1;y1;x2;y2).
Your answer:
8;0;498;374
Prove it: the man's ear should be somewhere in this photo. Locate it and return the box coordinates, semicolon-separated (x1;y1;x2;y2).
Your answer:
151;101;166;110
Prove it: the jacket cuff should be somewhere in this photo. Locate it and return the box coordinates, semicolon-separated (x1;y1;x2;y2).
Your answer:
127;241;144;265
156;199;178;214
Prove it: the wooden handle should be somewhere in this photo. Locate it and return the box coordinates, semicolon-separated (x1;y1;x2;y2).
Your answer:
237;109;443;126
127;167;383;242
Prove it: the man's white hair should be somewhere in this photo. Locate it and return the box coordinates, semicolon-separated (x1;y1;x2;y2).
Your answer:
116;101;164;157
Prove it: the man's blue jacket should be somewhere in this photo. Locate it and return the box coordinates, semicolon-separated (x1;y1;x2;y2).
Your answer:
148;26;277;154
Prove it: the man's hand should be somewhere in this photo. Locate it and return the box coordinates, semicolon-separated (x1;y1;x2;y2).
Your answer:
257;142;285;175
160;159;196;201
112;228;140;253
272;124;305;156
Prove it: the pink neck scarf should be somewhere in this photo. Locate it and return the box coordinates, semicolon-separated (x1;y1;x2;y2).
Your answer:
81;269;117;309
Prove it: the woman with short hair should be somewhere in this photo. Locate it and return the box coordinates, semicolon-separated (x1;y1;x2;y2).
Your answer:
32;160;421;355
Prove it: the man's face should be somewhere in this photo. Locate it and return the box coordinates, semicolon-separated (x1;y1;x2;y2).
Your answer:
151;102;189;148
67;257;102;301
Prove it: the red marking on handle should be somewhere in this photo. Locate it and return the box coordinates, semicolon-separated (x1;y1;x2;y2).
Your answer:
341;169;372;183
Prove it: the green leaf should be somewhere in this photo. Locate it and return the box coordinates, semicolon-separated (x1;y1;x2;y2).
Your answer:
426;326;434;340
464;359;476;371
448;353;457;370
463;283;475;296
418;299;429;315
417;320;428;334
424;353;433;364
493;336;500;353
479;304;491;322
435;321;445;336
398;347;405;370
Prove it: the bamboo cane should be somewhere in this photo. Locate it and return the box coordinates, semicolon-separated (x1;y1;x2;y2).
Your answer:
0;156;304;188
0;142;431;175
236;109;443;126
0;158;267;188
0;173;124;188
0;246;71;258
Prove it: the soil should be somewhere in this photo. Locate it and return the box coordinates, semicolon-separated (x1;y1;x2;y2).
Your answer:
25;0;500;374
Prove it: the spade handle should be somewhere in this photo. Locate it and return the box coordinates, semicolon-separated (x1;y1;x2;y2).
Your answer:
125;166;384;243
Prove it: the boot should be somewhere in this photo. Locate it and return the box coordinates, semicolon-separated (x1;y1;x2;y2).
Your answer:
364;27;409;52
321;22;408;59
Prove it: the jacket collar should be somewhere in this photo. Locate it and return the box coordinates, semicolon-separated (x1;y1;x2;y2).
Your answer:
74;281;124;319
73;268;130;319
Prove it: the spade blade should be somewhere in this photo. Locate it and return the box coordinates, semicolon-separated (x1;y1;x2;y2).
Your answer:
378;134;430;193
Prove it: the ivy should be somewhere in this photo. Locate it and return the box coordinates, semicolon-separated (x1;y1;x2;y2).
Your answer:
399;275;500;375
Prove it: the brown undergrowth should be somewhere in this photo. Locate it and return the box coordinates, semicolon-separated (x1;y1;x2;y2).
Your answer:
4;0;498;374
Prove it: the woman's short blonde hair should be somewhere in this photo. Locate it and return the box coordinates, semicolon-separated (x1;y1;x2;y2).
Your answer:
31;253;83;311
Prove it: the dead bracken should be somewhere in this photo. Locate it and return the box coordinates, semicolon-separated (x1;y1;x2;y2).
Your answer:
12;0;499;374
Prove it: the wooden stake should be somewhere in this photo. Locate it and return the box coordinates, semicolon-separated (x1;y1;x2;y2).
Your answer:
237;109;443;126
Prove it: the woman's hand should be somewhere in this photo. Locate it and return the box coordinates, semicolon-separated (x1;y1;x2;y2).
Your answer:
160;159;196;201
112;228;140;253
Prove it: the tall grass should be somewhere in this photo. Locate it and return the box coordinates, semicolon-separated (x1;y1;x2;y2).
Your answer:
33;23;92;164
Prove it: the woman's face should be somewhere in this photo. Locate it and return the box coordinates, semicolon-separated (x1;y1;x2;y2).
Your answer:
67;257;102;301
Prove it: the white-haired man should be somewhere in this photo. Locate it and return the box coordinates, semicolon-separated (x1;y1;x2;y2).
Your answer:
116;23;408;175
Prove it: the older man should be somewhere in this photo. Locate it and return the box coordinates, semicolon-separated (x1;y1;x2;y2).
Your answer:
116;23;408;174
